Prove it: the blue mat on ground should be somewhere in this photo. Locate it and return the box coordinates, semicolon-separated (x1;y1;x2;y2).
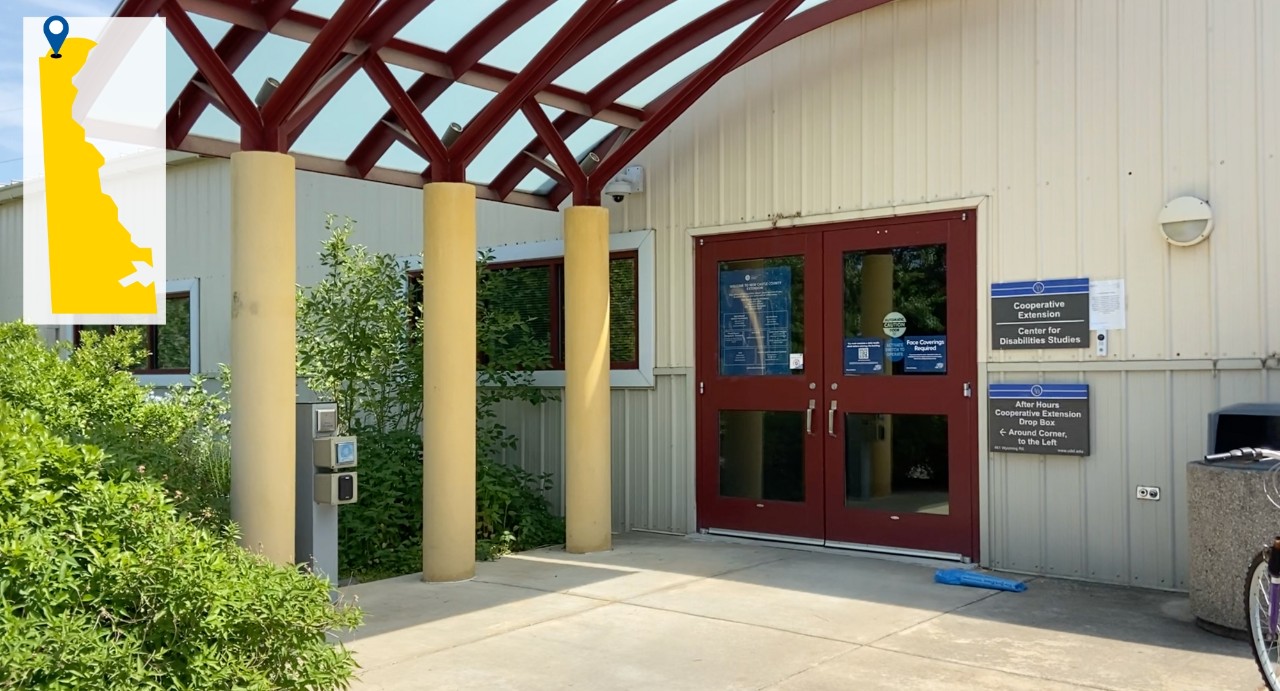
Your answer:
934;568;1027;593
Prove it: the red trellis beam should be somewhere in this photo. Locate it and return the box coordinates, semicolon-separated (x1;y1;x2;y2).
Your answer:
521;100;587;197
585;0;805;202
161;0;298;149
160;0;264;149
489;0;767;199
281;0;438;148
449;0;616;171
364;56;451;179
346;0;558;177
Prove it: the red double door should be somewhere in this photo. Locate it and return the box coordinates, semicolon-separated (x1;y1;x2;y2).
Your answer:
695;212;978;558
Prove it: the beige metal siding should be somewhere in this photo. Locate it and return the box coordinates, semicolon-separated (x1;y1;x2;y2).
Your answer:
0;200;22;322
605;0;1280;586
495;370;693;534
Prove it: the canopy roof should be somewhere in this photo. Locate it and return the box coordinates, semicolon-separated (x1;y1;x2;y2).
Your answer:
116;0;889;209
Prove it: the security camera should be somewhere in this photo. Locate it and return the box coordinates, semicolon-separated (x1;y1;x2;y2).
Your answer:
603;179;634;203
603;165;644;204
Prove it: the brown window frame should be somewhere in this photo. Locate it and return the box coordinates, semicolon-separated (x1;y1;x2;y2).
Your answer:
72;292;193;375
406;250;640;371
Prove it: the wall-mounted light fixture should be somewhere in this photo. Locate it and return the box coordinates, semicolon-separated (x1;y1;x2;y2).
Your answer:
1158;196;1213;247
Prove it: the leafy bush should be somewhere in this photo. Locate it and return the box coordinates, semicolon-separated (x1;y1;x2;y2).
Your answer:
0;403;361;690
0;323;231;524
296;216;565;579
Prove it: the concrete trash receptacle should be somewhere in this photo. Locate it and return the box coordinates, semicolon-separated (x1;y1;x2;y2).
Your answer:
1188;458;1280;634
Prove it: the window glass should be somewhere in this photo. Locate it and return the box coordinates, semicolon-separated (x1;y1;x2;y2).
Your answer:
157;295;192;370
609;256;638;365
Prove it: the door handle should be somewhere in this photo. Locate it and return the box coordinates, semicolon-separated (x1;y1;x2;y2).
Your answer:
828;400;838;437
805;399;816;435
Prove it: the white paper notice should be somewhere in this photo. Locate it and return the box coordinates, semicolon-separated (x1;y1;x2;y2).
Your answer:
1089;279;1125;330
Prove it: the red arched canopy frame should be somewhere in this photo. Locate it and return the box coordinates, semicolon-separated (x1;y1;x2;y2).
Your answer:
117;0;892;209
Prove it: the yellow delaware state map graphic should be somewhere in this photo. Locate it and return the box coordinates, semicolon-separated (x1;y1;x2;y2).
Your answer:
39;36;156;315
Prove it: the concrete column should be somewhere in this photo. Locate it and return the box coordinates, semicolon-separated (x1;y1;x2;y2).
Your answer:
564;205;612;554
859;252;894;497
422;182;477;582
230;151;296;566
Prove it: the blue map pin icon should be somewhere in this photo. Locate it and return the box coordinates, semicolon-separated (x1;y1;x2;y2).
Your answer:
44;16;69;59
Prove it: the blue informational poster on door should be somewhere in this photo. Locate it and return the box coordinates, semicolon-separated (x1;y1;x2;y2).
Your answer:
719;266;792;375
904;335;947;373
843;337;884;374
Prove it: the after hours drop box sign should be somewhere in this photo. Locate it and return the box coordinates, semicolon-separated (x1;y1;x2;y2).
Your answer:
991;278;1089;349
989;384;1090;456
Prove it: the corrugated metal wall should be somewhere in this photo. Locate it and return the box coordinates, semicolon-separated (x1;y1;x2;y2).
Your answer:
601;0;1280;588
0;200;21;321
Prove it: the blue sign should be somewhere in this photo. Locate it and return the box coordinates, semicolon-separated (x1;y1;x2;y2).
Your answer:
720;267;792;376
988;383;1089;400
885;337;905;362
904;335;946;373
990;278;1090;298
843;337;884;374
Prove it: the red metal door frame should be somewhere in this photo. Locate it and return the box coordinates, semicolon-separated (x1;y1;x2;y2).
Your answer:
695;231;825;539
819;215;978;558
694;211;979;559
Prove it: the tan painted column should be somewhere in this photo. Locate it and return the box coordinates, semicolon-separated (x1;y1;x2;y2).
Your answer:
230;151;296;565
564;205;612;554
859;252;894;497
422;182;477;582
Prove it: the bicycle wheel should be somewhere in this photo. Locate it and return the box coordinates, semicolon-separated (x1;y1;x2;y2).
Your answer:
1247;549;1280;690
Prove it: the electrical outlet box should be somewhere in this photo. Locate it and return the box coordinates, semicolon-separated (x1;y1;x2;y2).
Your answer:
315;472;358;505
1136;485;1161;501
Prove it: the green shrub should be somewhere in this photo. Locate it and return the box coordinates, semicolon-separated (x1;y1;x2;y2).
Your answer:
0;403;361;690
297;216;565;579
0;323;231;525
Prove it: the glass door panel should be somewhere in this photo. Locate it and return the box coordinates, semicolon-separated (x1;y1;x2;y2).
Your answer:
843;413;949;514
840;246;948;377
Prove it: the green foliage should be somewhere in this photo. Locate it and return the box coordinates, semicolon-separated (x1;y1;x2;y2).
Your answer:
0;323;231;524
296;220;565;580
297;215;421;434
0;403;361;690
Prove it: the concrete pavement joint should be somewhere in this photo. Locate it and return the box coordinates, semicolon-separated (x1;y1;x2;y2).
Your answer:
861;641;1120;691
754;643;863;690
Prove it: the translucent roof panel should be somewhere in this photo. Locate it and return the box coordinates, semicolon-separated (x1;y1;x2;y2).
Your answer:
292;0;343;18
396;0;504;53
376;139;429;173
480;0;587;73
423;82;491;135
231;33;310;110
515;170;556;195
617;17;753;108
553;0;733;93
164;15;231;110
467;111;535;185
291;70;385;160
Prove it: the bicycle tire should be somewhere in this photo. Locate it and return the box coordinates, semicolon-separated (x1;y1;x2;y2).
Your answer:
1247;549;1280;691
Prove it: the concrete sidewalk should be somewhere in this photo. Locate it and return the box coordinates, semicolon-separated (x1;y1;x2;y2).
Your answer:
339;532;1259;690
